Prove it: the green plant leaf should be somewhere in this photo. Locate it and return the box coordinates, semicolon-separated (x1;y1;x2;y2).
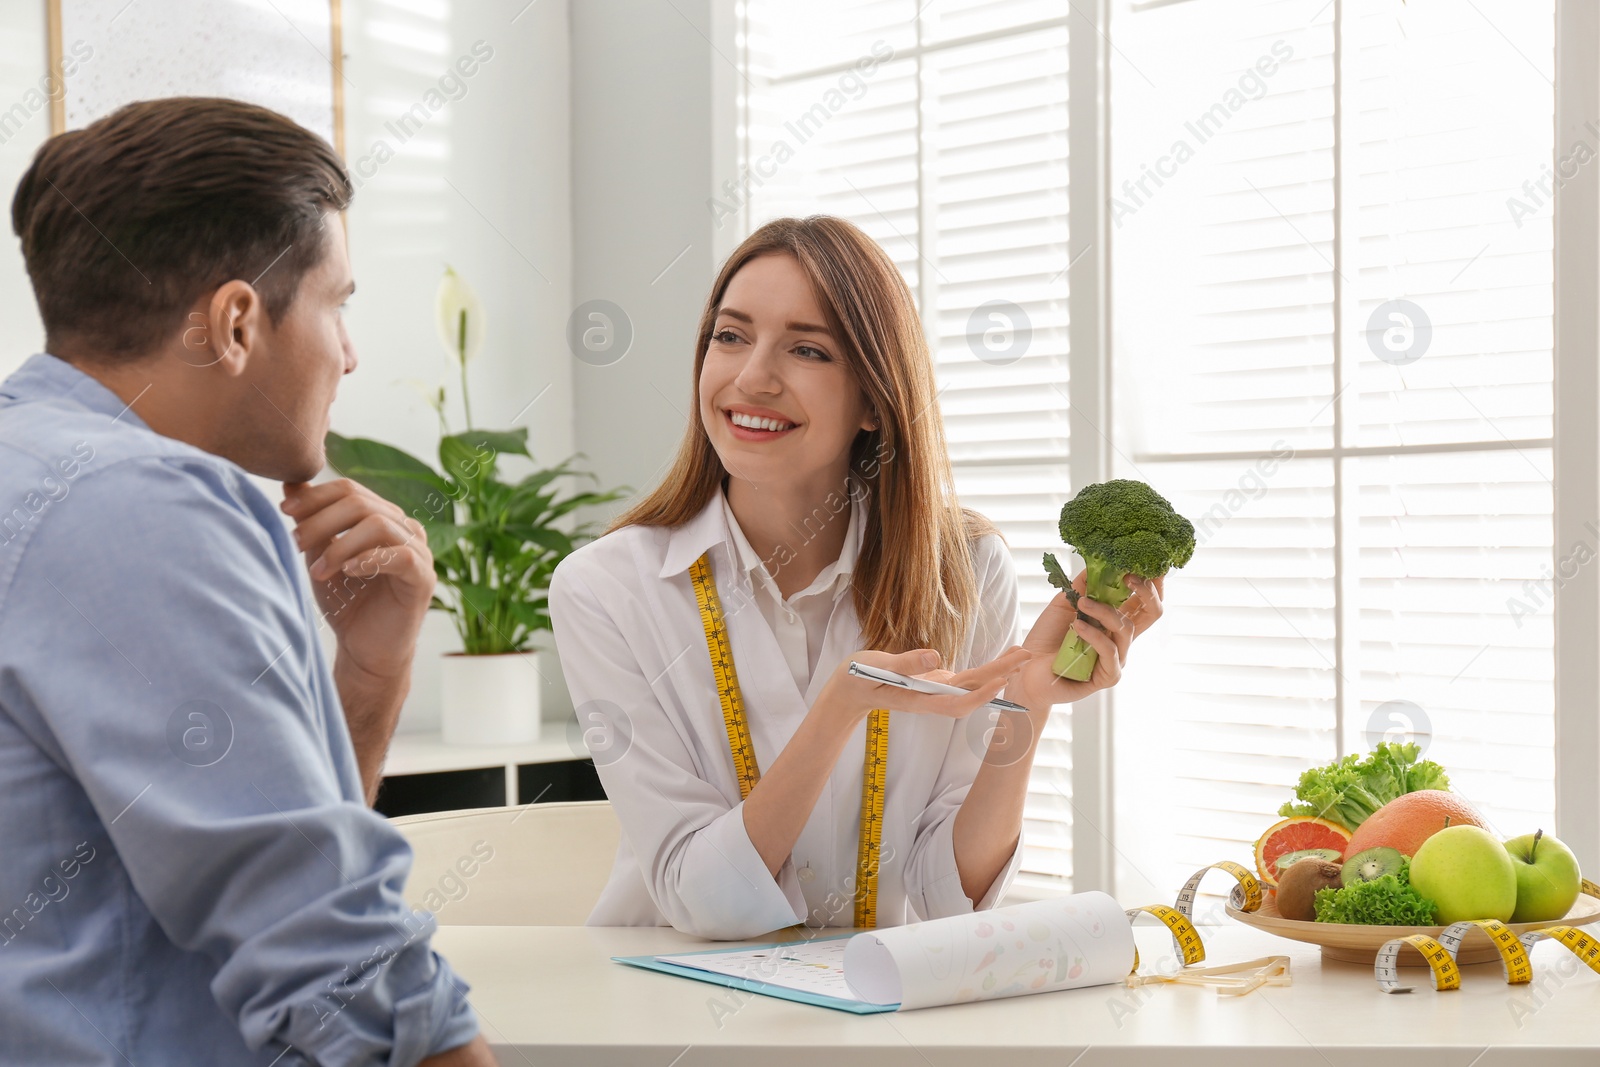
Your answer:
425;523;470;559
514;465;574;495
455;581;503;619
432;542;468;579
325;431;451;517
544;488;630;522
439;433;496;489
508;598;551;632
464;428;531;457
503;525;574;556
506;489;557;526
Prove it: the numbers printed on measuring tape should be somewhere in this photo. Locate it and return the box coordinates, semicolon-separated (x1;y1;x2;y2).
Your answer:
1376;920;1526;994
1175;860;1263;919
1375;933;1463;994
1126;861;1265;973
1518;927;1600;977
1373;883;1600;993
689;554;761;794
1126;904;1206;970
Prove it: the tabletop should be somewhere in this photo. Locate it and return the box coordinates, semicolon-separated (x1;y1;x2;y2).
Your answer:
432;921;1600;1066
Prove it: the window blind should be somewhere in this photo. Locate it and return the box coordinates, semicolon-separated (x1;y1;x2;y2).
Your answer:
739;1;1076;893
1109;0;1556;903
739;0;1555;907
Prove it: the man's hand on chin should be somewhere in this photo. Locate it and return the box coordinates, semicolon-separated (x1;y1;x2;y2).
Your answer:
281;478;434;672
281;478;435;801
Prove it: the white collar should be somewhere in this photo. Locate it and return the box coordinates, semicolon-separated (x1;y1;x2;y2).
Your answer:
722;473;866;602
657;472;869;601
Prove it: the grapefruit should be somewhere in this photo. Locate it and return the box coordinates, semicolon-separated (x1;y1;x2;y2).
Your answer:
1343;789;1488;860
1254;816;1353;888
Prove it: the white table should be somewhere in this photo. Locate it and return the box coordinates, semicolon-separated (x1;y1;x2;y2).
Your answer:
433;921;1600;1066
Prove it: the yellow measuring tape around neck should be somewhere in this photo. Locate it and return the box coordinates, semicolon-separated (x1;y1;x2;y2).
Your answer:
688;550;889;929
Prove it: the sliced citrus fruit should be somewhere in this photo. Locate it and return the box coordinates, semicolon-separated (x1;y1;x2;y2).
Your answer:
1254;816;1353;888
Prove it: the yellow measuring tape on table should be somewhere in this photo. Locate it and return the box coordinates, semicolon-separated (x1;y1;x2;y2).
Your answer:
1374;878;1600;994
689;552;889;930
1126;860;1264;971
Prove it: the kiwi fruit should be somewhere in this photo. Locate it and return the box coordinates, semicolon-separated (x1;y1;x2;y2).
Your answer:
1276;857;1342;922
1274;847;1344;871
1341;846;1405;887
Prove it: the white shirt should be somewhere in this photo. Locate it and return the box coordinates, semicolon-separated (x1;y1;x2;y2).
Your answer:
548;478;1025;940
720;473;865;694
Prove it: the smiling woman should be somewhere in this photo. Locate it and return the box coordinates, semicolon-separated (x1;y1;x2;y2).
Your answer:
547;216;1162;940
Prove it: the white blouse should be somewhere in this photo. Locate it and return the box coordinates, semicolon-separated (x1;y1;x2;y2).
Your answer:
720;473;866;694
547;477;1025;940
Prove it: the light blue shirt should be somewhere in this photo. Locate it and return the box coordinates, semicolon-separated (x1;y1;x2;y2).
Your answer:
0;353;478;1066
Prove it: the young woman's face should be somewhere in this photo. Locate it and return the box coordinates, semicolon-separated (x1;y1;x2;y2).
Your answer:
699;252;875;490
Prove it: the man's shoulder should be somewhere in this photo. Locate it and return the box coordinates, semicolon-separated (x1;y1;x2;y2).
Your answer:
0;408;277;572
0;395;246;505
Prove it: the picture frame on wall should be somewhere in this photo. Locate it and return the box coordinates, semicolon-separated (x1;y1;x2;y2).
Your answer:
45;0;345;154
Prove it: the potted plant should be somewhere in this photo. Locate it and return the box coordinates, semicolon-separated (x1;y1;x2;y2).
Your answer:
325;267;629;745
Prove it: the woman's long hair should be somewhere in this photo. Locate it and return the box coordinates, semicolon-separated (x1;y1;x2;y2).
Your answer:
606;215;999;664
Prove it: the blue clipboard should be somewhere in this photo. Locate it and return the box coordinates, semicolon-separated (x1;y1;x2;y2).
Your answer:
611;931;901;1014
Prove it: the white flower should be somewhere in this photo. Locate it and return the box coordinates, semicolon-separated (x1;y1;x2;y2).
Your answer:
436;266;485;365
398;377;447;418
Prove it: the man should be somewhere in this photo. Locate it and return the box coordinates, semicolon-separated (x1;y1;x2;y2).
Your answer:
0;98;495;1065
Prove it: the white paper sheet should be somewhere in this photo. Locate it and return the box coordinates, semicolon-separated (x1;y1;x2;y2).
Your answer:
654;890;1135;1010
843;890;1135;1009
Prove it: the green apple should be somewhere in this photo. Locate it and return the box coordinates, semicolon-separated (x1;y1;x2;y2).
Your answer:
1410;825;1518;924
1504;829;1582;923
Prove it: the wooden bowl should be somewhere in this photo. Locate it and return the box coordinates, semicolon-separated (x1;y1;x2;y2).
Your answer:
1226;891;1600;966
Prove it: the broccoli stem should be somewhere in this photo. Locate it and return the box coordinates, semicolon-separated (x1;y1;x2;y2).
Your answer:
1051;554;1134;680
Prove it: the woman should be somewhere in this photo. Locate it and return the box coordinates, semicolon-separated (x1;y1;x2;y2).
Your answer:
549;216;1164;940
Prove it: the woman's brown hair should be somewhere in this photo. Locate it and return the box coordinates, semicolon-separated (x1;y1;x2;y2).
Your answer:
607;215;1000;664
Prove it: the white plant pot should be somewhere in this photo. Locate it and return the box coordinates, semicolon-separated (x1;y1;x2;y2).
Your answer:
440;650;542;746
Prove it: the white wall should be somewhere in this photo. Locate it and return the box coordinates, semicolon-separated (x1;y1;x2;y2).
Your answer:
0;4;50;362
569;0;722;523
337;0;574;733
0;0;576;734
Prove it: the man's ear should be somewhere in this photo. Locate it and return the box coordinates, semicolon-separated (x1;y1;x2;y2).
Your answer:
181;280;264;376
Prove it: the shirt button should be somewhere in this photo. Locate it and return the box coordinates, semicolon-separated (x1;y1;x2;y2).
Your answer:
798;864;816;883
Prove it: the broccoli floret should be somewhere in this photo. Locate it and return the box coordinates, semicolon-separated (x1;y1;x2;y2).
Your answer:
1041;479;1195;680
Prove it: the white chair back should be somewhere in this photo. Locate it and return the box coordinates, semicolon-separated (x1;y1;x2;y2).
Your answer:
390;800;619;925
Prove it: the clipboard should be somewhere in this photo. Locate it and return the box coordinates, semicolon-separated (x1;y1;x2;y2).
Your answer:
611;932;901;1014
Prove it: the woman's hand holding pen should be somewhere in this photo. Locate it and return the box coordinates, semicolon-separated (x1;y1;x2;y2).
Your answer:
813;566;1162;737
815;645;1032;729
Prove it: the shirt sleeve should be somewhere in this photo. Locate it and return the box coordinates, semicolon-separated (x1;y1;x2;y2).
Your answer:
1;456;477;1067
549;559;808;940
904;533;1027;921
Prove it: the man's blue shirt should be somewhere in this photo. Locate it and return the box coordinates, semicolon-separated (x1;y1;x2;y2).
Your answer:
0;352;477;1066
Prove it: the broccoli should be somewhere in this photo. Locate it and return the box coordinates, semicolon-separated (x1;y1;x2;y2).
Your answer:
1041;479;1195;680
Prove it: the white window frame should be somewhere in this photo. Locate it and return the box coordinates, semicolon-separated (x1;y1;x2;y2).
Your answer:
1551;0;1600;873
710;0;1600;888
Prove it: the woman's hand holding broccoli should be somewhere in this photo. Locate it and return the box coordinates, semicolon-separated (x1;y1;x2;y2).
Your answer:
1000;565;1165;713
1042;479;1194;681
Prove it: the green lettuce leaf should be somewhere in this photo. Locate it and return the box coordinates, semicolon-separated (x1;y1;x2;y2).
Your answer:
1278;741;1450;832
1313;858;1438;925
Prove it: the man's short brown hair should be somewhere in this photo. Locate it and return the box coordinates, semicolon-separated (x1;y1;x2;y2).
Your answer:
11;96;353;358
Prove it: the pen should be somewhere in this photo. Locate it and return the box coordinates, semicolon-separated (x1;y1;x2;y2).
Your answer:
846;661;1031;715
